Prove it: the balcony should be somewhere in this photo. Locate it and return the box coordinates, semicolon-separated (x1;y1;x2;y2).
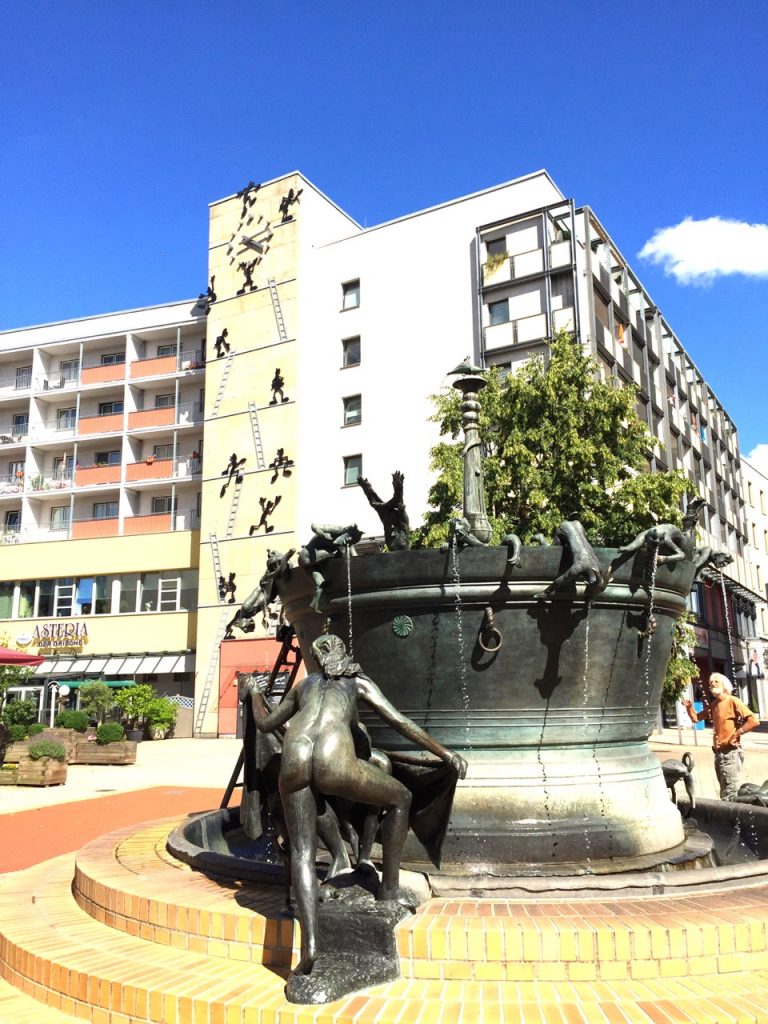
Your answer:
78;412;124;436
485;312;547;352
0;473;25;497
81;363;126;385
127;401;203;431
27;472;73;494
0;371;32;398
38;373;79;392
129;355;177;380
123;512;171;535
125;456;201;482
0;421;28;445
71;516;119;540
482;247;545;287
74;464;121;486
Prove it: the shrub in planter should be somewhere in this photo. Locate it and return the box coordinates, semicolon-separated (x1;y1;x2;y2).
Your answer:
8;723;27;742
55;709;89;732
1;698;38;730
96;722;126;745
27;723;45;736
79;681;116;723
145;697;177;738
27;739;67;762
113;684;155;732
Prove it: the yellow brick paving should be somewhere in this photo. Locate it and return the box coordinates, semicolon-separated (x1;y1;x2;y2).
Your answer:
1;820;768;1022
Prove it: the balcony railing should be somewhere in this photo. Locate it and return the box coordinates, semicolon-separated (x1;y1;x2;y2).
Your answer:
7;508;200;544
81;363;126;385
125;456;201;482
127;402;203;430
129;355;177;379
74;464;121;486
78;412;124;435
484;312;548;351
0;473;25;496
0;424;28;445
27;472;73;493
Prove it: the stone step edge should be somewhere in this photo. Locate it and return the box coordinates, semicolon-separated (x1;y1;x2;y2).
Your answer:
8;855;768;1022
74;820;768;979
0;974;80;1024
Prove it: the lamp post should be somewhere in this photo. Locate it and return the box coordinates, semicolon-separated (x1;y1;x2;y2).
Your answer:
450;360;491;544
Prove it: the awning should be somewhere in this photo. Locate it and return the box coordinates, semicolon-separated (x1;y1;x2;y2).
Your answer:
63;678;136;689
33;652;195;677
0;646;45;667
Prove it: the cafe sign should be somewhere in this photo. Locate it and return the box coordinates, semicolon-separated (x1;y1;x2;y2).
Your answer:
17;622;89;654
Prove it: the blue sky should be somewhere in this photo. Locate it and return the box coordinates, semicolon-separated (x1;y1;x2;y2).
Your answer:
3;1;767;453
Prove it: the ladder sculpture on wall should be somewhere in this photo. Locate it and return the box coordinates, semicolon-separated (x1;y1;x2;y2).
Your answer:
226;477;243;537
267;279;288;343
194;607;231;736
209;532;223;598
220;625;304;808
210;349;234;417
247;402;266;469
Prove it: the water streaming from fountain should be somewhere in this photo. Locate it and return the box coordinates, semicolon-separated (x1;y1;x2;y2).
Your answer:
345;543;354;659
642;546;659;732
580;608;594;871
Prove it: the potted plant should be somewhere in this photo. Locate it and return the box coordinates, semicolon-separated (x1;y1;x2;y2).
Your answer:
113;684;155;741
145;697;177;740
17;738;67;786
78;681;116;725
73;721;136;765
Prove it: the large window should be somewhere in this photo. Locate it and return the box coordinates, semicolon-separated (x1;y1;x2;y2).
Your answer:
12;413;28;435
60;359;79;382
343;395;362;426
151;495;174;514
15;366;32;390
342;280;360;310
56;408;76;430
98;400;123;416
0;582;14;618
343;454;362;486
153;444;173;459
95;450;121;465
157;343;178;358
93;501;118;519
154;393;174;409
50;506;70;531
488;299;510;326
342;336;361;367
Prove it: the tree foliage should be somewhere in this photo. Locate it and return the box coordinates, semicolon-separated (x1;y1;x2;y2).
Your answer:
415;332;691;547
662;612;700;707
78;681;115;723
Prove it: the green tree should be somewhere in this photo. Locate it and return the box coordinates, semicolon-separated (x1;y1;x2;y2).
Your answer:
0;665;33;710
113;684;156;730
416;332;691;547
662;612;700;708
78;681;115;723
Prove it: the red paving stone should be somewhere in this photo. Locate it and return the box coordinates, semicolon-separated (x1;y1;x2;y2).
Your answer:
0;787;224;873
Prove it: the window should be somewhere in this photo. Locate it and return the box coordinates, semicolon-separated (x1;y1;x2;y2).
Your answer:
486;237;507;257
60;359;79;381
54;578;75;618
8;461;24;481
342;336;361;367
4;509;20;532
158;576;180;611
15;366;31;390
154;393;174;409
95;450;121;465
153;444;173;459
343;454;362;486
343;395;362;426
18;581;34;618
98;400;123;416
157;343;178;357
12;413;28;435
92;575;118;614
151;495;174;514
38;579;54;616
100;352;125;366
342;280;360;310
0;582;13;618
93;501;118;519
53;455;74;480
56;408;76;430
488;299;510;326
50;506;70;531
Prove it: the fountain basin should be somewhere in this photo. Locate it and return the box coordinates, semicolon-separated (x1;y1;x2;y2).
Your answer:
277;544;697;874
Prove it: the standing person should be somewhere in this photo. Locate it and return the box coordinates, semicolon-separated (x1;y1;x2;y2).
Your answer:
684;673;759;799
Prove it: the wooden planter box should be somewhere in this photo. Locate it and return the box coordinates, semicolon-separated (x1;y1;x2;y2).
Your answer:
72;740;137;765
16;758;67;787
0;767;19;785
4;741;29;762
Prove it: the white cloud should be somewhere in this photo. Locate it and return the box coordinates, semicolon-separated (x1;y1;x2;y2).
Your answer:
747;444;768;478
638;216;768;285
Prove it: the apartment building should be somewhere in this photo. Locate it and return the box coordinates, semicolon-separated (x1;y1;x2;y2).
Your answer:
2;169;758;735
0;300;205;729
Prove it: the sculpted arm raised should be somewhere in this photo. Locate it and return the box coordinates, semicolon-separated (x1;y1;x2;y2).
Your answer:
355;674;467;778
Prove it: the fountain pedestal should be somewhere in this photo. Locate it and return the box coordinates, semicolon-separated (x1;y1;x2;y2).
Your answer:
279;544;695;875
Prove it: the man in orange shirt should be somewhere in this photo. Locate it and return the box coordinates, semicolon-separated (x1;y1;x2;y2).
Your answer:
684;673;759;800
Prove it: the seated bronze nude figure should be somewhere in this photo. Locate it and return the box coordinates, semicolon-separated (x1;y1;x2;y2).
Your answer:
250;634;467;978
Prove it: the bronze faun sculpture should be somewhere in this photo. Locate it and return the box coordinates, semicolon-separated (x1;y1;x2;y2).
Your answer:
357;471;411;551
251;634;467;983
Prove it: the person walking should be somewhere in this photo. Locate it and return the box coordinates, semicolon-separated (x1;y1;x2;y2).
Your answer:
684;672;759;799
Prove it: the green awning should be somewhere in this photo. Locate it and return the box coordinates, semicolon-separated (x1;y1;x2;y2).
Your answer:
65;679;136;689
